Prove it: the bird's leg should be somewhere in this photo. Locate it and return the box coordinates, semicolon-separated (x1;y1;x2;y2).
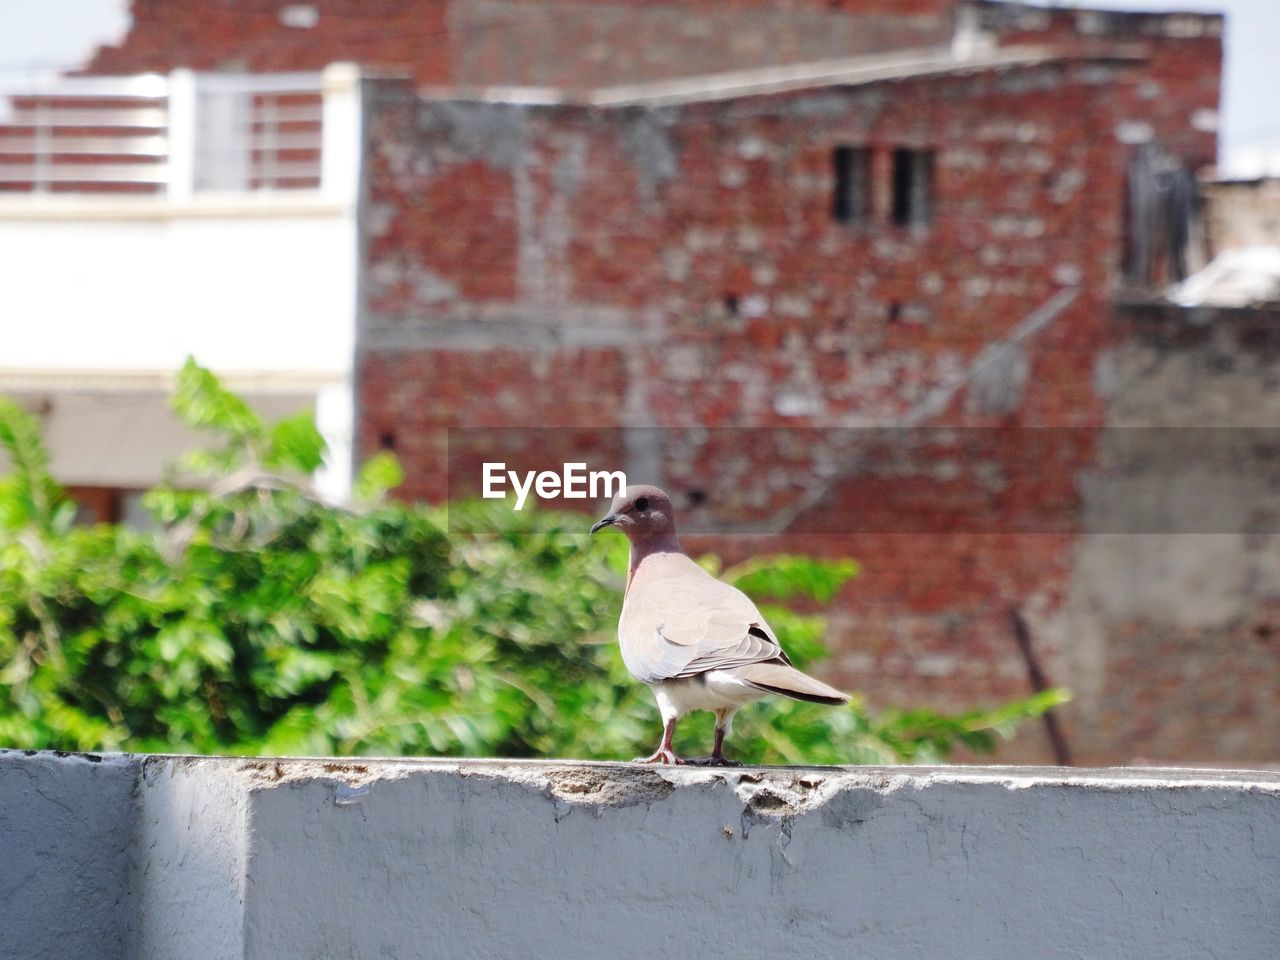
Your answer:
709;723;742;767
635;716;685;765
688;709;743;767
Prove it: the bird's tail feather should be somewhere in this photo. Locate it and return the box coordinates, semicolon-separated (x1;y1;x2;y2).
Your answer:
733;662;849;706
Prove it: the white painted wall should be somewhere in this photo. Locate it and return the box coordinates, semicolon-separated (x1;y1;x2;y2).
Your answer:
3;751;1278;960
0;202;355;378
0;66;363;498
0;200;358;497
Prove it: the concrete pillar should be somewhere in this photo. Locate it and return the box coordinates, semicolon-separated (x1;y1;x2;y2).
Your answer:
166;69;197;202
321;63;362;206
313;378;354;502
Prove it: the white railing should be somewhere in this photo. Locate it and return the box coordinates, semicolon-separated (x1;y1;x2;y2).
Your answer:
0;64;359;201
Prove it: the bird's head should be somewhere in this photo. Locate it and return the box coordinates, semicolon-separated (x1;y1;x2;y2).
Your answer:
589;484;675;540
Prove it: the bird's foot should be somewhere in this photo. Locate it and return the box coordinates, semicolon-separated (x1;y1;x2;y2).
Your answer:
634;748;686;765
686;755;743;767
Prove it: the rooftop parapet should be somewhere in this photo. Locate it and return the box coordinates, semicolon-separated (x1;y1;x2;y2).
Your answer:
5;750;1278;959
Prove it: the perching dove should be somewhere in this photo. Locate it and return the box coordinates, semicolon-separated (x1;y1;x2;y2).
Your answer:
590;484;848;765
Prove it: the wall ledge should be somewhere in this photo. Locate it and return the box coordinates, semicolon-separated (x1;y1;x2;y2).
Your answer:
4;750;1278;959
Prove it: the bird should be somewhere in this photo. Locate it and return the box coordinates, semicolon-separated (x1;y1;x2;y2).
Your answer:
590;484;849;766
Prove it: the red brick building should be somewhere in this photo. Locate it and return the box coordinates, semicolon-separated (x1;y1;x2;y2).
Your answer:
86;2;1280;766
89;1;955;86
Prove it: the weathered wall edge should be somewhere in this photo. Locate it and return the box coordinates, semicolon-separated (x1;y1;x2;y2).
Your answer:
3;750;1278;960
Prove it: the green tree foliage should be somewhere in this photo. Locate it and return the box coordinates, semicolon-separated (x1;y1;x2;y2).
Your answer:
0;362;1066;763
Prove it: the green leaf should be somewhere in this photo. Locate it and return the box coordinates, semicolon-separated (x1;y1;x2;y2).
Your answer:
353;452;404;503
725;554;860;603
265;412;327;475
0;397;65;532
170;357;264;444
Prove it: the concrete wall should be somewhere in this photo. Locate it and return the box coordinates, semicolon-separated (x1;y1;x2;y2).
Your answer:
3;750;1278;959
1203;177;1280;253
1038;303;1280;765
0;752;136;960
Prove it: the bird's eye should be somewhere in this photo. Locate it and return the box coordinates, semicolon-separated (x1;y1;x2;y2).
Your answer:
634;497;649;512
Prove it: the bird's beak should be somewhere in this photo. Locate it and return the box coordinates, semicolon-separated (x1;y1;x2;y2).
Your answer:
590;513;618;535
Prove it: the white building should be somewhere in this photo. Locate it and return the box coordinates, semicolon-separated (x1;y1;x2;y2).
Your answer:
0;64;362;517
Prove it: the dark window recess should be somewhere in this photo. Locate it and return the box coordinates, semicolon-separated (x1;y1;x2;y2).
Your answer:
892;148;935;227
832;145;871;224
66;486;150;529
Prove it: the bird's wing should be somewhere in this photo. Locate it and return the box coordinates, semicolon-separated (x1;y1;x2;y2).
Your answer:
619;564;786;684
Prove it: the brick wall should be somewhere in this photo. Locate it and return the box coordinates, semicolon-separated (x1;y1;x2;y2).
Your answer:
444;3;949;89
971;1;1223;171
87;0;1261;765
357;59;1142;763
86;1;1219;156
86;0;950;87
354;3;1255;764
86;0;454;81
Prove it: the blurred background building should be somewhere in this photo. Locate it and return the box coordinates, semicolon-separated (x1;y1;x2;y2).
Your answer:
0;61;361;514
2;0;1278;765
